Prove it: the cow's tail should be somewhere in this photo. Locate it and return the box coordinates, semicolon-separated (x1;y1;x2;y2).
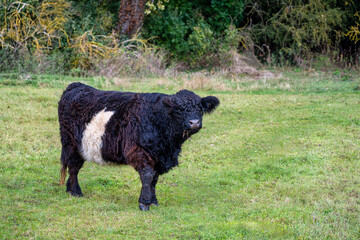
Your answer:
60;162;67;185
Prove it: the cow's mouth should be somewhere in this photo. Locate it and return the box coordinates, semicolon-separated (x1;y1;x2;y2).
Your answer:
182;128;199;138
183;130;190;139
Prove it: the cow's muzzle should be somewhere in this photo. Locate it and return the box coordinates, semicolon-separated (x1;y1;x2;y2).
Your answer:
188;119;200;129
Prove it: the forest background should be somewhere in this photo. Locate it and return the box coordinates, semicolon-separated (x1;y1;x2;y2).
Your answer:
0;0;359;77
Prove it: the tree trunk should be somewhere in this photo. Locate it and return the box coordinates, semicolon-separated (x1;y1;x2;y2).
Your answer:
116;0;147;39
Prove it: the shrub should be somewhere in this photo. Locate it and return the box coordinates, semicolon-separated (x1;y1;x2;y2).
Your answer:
345;12;360;44
244;0;360;67
142;0;245;66
0;0;70;53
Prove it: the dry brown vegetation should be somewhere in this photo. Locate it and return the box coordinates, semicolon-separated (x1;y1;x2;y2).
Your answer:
0;0;70;53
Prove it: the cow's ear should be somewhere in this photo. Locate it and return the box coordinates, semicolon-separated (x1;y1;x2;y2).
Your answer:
162;96;174;113
201;96;220;114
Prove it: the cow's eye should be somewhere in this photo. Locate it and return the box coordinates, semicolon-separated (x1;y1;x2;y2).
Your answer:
199;106;204;114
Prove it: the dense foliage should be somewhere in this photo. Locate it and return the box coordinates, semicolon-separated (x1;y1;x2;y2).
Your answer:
0;0;359;73
142;0;245;64
244;0;360;66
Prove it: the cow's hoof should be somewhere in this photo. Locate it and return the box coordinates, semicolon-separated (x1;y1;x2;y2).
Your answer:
70;192;83;197
139;203;150;211
151;197;159;206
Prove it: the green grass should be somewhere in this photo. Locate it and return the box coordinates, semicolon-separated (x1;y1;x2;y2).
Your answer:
0;72;359;239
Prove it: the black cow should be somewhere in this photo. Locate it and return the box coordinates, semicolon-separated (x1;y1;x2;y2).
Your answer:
58;82;219;210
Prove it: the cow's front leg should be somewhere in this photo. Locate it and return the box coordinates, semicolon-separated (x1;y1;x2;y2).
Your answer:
150;173;159;206
138;166;156;211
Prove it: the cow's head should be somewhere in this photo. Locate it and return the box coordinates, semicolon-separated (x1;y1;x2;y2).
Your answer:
162;90;220;138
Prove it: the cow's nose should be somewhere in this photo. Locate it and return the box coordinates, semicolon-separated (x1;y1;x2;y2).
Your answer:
188;119;200;129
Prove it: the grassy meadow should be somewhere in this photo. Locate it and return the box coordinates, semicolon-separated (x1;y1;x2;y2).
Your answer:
0;71;359;239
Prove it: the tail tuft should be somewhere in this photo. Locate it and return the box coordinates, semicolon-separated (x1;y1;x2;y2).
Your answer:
60;164;67;185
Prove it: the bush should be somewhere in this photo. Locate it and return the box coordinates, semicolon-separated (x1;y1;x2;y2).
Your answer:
244;0;360;67
142;0;245;66
0;0;70;52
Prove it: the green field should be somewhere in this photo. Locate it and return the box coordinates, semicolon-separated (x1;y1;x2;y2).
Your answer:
0;72;359;239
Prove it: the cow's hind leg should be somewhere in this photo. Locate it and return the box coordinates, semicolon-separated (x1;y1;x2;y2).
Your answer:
138;166;156;211
66;155;84;197
61;146;84;197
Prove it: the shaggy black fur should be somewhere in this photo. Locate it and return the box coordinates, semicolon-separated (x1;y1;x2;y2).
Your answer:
58;82;220;210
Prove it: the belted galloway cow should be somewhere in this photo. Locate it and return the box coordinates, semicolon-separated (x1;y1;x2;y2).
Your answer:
58;82;219;210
